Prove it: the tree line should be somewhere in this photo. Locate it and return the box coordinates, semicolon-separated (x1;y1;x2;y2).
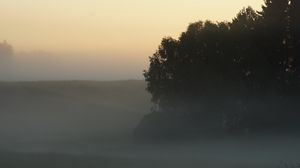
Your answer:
136;0;300;139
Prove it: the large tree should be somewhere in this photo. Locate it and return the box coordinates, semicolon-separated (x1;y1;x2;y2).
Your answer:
138;1;300;139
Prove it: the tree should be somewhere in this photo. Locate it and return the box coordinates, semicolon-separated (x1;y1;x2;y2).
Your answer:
0;41;13;58
258;0;290;90
288;0;300;89
0;41;13;71
144;37;179;111
138;1;300;140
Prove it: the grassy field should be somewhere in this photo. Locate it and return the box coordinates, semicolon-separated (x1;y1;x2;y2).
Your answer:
0;80;151;148
0;80;299;168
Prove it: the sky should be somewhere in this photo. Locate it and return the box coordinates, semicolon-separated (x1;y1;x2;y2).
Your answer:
0;0;264;81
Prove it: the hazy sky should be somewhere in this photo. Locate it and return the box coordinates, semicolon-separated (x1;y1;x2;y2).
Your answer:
0;0;264;81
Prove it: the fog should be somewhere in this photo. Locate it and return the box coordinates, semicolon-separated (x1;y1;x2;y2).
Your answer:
0;41;299;167
0;50;147;81
1;48;300;168
0;81;300;168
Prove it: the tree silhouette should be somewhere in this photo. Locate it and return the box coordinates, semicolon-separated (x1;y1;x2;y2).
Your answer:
0;41;13;70
289;0;300;88
137;0;300;140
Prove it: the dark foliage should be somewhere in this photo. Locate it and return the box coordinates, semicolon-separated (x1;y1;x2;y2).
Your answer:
136;0;300;140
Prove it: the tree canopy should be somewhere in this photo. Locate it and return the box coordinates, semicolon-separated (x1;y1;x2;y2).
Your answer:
136;0;300;140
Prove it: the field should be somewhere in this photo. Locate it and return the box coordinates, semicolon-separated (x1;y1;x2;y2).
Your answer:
0;80;151;148
0;80;299;168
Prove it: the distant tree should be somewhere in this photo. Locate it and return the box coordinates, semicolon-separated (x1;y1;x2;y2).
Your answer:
0;41;13;70
0;41;13;57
